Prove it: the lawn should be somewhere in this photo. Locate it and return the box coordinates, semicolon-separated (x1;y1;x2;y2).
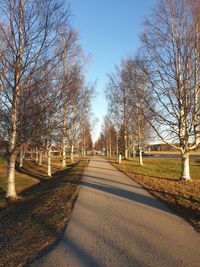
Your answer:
0;156;76;196
116;156;200;180
0;156;89;267
109;156;200;233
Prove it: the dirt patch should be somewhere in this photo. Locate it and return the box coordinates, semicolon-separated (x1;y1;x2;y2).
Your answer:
0;159;89;267
111;161;200;233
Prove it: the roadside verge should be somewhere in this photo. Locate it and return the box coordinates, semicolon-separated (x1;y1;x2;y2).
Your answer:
0;159;89;267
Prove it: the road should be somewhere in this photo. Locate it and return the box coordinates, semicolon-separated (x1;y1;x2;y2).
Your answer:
31;157;200;267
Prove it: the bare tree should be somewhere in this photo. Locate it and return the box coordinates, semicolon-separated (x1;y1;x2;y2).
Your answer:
0;0;70;198
106;64;132;159
122;58;152;165
140;0;200;180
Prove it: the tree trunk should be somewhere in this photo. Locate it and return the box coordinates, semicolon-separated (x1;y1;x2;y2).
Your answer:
70;144;74;162
132;145;136;158
19;146;23;168
124;149;128;159
47;148;51;177
62;136;66;168
6;94;17;198
109;135;112;157
6;153;17;198
6;0;23;198
124;131;128;159
181;152;190;180
139;149;143;166
38;151;42;166
118;153;122;164
116;134;119;158
30;149;33;159
35;147;38;164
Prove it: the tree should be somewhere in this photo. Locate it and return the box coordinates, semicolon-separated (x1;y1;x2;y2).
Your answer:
122;58;152;165
0;0;70;198
106;63;132;159
140;0;200;180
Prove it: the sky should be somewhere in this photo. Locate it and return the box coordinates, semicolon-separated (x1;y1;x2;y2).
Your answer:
70;0;157;142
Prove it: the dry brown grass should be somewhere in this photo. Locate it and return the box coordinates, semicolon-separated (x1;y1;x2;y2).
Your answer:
110;158;200;233
0;157;89;267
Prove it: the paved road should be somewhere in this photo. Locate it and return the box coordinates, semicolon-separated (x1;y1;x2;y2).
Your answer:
31;157;200;267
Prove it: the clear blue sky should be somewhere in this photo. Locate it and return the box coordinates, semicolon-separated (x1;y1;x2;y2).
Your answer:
70;0;157;142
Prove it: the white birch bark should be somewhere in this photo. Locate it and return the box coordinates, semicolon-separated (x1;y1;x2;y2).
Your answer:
139;149;143;166
181;152;190;180
70;144;74;162
6;154;17;198
148;147;151;156
62;104;67;168
62;137;66;168
19;146;23;168
47;148;51;177
116;134;119;158
30;149;33;159
35;147;39;164
106;140;109;157
124;128;128;159
38;151;42;166
6;1;23;198
132;145;136;158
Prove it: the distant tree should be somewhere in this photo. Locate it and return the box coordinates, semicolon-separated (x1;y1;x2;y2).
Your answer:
106;64;132;159
122;58;152;165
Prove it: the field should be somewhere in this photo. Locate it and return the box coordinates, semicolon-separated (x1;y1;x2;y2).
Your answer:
0;156;89;267
109;155;200;232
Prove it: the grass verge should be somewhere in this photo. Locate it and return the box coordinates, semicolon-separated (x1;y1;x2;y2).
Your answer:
109;157;200;233
112;156;200;180
0;158;89;267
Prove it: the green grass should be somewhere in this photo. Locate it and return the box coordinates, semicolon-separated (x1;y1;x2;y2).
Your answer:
113;157;200;180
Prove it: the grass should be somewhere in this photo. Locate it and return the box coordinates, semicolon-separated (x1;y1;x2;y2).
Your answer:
115;157;200;180
109;156;200;232
0;156;89;267
0;156;77;195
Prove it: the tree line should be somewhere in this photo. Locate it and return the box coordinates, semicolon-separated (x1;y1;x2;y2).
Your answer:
0;0;93;198
95;0;200;180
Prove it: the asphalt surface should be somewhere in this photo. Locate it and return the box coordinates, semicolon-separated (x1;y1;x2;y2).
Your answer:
31;157;200;267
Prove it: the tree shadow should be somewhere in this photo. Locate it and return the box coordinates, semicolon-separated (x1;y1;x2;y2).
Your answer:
88;165;119;172
81;179;173;214
15;163;49;182
0;160;86;266
83;174;143;190
0;187;5;200
28;215;103;267
28;213;149;267
117;168;179;182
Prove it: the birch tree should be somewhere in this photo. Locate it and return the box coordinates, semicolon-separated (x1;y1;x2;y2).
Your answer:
106;64;132;159
0;0;70;198
122;58;152;165
140;0;200;180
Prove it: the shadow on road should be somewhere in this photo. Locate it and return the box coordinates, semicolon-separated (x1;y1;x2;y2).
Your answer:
81;179;173;215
